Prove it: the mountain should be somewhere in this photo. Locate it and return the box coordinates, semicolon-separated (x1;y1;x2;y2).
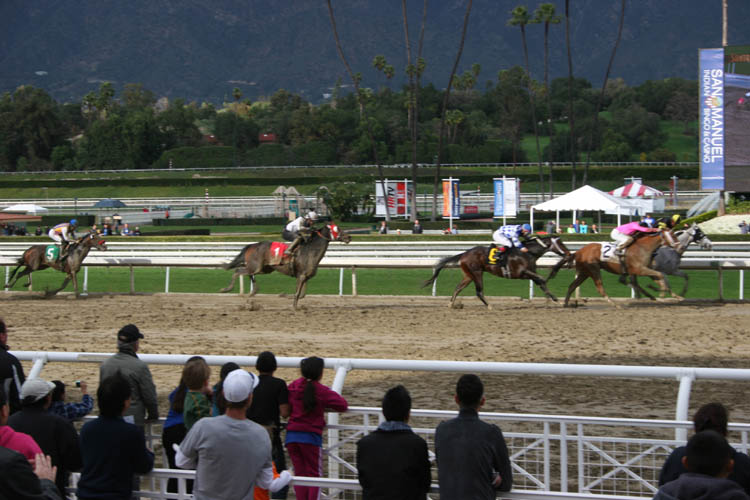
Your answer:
1;0;749;104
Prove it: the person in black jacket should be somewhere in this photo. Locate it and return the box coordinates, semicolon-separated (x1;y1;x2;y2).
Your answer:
356;385;431;500
659;402;750;494
8;378;82;497
0;317;25;415
435;374;513;500
0;448;62;500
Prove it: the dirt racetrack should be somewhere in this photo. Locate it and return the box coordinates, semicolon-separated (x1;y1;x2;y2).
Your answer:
3;292;750;423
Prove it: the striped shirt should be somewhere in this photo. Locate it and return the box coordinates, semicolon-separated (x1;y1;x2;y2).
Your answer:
496;225;526;248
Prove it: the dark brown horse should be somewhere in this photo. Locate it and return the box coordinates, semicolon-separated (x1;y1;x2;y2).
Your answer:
559;229;678;307
220;222;351;309
422;236;572;308
5;231;107;297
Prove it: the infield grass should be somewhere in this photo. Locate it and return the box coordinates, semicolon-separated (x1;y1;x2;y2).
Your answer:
4;266;745;301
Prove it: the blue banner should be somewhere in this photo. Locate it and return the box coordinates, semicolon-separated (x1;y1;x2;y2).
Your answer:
493;179;504;217
700;48;725;190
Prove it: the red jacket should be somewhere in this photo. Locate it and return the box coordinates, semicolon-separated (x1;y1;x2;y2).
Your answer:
286;378;348;435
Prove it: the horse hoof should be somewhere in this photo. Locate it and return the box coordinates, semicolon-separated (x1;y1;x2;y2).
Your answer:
450;302;463;309
486;304;493;311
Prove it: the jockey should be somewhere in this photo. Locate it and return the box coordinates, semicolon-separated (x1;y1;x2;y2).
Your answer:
610;220;660;257
48;219;78;259
282;211;318;257
656;214;681;230
489;223;532;266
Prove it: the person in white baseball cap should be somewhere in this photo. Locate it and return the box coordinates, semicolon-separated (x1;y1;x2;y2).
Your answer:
176;369;290;500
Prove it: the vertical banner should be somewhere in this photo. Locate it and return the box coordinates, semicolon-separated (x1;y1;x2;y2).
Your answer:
376;180;412;217
493;178;519;217
441;179;460;218
700;48;725;190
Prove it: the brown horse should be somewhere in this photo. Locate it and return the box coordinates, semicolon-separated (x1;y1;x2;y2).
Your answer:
422;236;572;309
220;222;351;309
560;229;678;307
5;231;107;297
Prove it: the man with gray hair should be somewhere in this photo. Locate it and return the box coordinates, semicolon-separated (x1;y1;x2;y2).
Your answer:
99;324;158;427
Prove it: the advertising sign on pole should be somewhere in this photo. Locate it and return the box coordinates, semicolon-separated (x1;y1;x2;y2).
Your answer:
375;179;412;218
699;48;725;190
441;178;460;218
493;177;519;224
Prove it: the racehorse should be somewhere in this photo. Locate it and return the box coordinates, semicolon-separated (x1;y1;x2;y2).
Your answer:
220;222;351;309
422;236;572;309
5;231;107;298
645;223;712;298
559;229;678;307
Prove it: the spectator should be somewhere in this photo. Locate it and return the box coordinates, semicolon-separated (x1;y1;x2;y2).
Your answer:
435;374;512;500
48;380;94;422
247;351;290;500
0;385;42;464
579;220;589;234
163;356;205;495
99;324;158;428
739;221;748;235
379;221;388;234
101;223;112;236
176;369;289;499
573;219;580;233
0;450;62;500
8;377;82;496
132;226;142;236
0;316;25;414
286;356;348;500
356;385;431;500
183;358;212;432
591;224;600;234
654;430;750;500
76;372;154;500
566;224;576;234
412;219;423;234
545;220;557;234
659;402;750;494
212;361;240;416
121;223;131;236
35;226;42;236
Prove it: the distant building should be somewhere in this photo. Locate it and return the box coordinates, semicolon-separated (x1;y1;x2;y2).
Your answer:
259;133;278;144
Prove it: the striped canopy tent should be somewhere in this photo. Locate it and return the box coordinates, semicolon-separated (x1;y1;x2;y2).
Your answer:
609;182;664;198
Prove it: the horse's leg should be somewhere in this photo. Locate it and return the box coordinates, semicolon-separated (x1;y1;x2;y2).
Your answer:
471;271;491;309
520;270;558;302
630;269;662;301
298;281;308;299
5;264;24;288
564;272;588;307
45;276;71;297
450;271;475;308
588;265;618;308
219;269;242;293
71;271;80;298
674;270;688;298
293;276;309;310
248;275;258;297
7;266;30;289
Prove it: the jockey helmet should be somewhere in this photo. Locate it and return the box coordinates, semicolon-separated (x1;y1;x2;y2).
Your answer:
70;219;78;226
306;211;318;221
671;214;681;225
522;223;532;232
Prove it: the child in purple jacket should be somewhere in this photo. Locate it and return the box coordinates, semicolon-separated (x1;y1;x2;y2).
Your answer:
285;356;348;500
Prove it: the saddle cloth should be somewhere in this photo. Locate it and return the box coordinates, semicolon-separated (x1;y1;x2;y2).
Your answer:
269;242;290;265
599;242;619;263
44;245;61;262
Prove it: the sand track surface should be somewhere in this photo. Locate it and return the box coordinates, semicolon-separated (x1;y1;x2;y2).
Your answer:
3;292;750;421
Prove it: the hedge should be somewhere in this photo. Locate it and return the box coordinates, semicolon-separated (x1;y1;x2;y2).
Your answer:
40;215;95;226
153;216;287;226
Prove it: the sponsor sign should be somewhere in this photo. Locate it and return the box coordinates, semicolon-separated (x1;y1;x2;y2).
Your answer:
699;48;725;190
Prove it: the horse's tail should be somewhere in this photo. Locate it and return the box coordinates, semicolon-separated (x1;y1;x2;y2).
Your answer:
223;244;254;270
422;253;463;288
547;252;574;281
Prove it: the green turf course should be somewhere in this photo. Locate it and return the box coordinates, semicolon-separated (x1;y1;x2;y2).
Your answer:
5;266;745;300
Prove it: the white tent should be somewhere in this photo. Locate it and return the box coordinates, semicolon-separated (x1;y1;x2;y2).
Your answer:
2;203;49;215
530;185;637;231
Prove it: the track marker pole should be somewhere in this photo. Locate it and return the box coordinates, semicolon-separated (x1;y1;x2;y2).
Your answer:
165;267;170;294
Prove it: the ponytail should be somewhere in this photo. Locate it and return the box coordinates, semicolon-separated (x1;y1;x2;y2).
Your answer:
300;356;324;413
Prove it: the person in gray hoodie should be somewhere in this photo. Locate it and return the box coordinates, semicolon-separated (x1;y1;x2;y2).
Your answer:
654;430;750;500
99;324;158;427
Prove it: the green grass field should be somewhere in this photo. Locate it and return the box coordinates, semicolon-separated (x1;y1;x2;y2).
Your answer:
5;265;745;301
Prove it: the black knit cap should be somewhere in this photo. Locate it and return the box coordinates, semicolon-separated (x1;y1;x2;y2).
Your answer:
117;324;144;342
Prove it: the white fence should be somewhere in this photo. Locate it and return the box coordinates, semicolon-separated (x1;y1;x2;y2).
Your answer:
15;351;750;500
2;241;749;299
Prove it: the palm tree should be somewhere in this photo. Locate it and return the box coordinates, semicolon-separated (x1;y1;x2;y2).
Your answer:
583;0;625;185
564;0;577;189
325;0;391;220
509;5;544;200
431;0;473;221
533;3;561;198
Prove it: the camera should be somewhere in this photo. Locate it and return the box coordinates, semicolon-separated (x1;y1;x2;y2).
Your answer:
75;380;81;388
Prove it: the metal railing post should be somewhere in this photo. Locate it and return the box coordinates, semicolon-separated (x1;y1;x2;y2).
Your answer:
129;265;135;294
165;267;170;294
328;362;351;483
28;354;48;379
740;269;745;300
560;422;568;492
339;268;344;296
351;267;357;296
83;267;89;294
675;372;695;441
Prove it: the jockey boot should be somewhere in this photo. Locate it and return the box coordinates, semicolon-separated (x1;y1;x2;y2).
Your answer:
617;253;629;284
283;235;303;258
